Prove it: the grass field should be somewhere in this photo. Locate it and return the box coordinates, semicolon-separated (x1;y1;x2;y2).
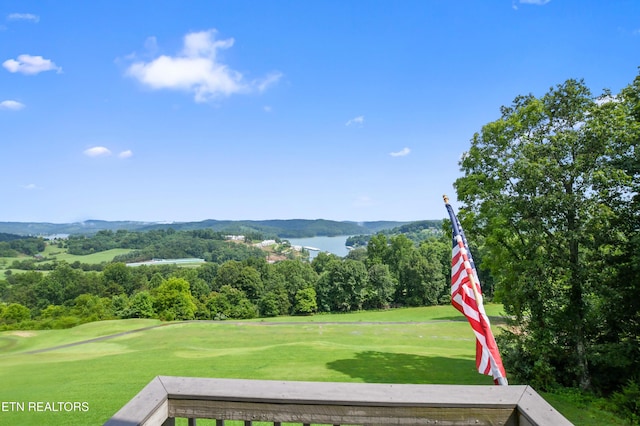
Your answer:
0;306;624;425
42;247;133;264
0;247;132;274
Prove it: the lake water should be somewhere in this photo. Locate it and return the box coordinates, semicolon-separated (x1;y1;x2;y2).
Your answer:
286;235;352;258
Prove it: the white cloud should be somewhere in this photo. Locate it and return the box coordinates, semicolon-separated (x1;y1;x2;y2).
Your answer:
126;29;281;103
0;100;25;110
22;183;40;190
118;150;133;159
7;13;40;22
255;72;283;92
84;146;112;157
346;115;364;126
390;147;411;157
3;54;62;75
263;105;272;112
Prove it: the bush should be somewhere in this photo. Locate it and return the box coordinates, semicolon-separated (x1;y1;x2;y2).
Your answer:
50;316;83;329
610;381;640;425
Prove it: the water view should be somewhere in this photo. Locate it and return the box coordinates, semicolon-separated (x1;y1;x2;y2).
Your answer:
286;235;353;258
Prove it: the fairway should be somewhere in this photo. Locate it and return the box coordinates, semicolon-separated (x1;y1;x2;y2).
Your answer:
0;306;622;425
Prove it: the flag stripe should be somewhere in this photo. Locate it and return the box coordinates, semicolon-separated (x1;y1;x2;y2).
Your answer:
445;203;507;385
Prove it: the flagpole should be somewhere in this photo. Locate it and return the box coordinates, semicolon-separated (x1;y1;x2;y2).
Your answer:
443;195;483;307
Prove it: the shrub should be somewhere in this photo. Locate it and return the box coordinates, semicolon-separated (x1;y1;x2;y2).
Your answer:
610;380;640;425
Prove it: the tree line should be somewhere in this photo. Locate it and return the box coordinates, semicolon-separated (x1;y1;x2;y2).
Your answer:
346;220;443;248
0;237;46;257
0;233;452;328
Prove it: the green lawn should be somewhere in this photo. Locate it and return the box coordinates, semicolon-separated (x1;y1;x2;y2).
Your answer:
254;303;506;323
0;306;625;425
41;247;132;264
0;247;132;274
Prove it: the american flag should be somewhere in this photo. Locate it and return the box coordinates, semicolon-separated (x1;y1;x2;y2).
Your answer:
444;197;508;385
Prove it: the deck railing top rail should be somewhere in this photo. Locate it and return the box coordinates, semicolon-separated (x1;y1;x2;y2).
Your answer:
104;376;573;426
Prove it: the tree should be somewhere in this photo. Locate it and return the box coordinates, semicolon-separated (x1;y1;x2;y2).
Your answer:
257;292;283;317
213;261;263;302
0;303;31;325
454;77;639;392
385;235;414;278
293;287;317;315
311;251;340;274
259;268;290;317
580;74;640;394
364;263;396;309
345;247;367;262
206;285;257;319
34;262;83;308
316;259;368;312
365;234;390;269
102;263;135;295
71;294;113;321
170;268;211;301
214;261;243;291
40;304;68;321
196;263;218;287
111;294;129;318
153;277;196;320
4;271;42;308
396;250;444;307
237;266;264;302
418;239;451;303
273;260;318;314
126;291;156;319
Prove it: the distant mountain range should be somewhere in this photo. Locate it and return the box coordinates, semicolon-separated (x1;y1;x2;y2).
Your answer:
0;219;424;238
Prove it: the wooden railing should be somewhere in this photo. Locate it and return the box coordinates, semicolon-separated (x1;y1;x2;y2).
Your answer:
104;376;573;426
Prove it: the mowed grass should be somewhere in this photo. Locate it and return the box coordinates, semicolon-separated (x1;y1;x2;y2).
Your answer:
42;247;133;264
0;306;624;426
0;247;132;273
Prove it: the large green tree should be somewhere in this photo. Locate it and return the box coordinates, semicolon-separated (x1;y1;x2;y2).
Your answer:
584;74;640;394
316;259;368;312
455;77;640;392
153;277;196;320
364;263;396;309
273;260;318;313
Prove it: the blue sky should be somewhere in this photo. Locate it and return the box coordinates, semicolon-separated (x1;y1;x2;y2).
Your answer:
1;1;638;224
